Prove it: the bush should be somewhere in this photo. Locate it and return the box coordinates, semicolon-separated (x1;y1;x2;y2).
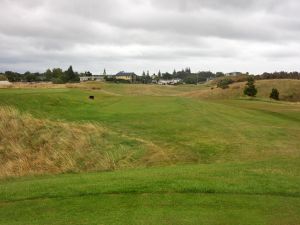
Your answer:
0;74;8;81
52;78;64;84
270;88;279;100
244;77;257;97
217;78;233;89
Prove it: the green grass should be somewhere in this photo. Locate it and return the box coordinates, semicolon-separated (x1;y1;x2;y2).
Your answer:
0;82;299;224
0;160;300;225
0;87;299;164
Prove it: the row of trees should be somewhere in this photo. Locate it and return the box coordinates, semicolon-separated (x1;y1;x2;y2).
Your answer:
138;68;223;84
2;67;300;84
259;71;300;80
45;66;79;83
161;68;222;84
1;66;80;83
140;69;299;85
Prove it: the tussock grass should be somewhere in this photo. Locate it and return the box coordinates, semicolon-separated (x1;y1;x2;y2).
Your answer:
0;107;157;177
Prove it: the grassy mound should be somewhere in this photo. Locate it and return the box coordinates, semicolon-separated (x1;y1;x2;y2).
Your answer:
185;79;300;101
0;107;161;177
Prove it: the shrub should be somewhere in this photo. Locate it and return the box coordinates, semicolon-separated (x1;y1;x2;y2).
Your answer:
0;74;8;81
270;88;279;100
217;78;233;89
244;77;257;97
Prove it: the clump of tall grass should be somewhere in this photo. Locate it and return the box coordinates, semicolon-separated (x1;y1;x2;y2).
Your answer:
0;107;148;178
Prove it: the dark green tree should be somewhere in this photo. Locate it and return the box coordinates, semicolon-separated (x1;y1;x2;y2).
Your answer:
52;68;64;83
45;69;53;81
173;69;177;76
64;66;79;82
158;70;161;78
216;72;225;77
270;88;279;100
84;71;92;76
244;77;257;97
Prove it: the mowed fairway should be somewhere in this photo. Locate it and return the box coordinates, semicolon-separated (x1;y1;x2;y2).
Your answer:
0;82;300;224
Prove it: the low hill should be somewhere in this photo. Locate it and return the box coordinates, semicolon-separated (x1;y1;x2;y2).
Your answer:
184;79;300;101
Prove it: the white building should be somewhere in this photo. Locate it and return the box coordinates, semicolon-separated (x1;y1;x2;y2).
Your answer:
158;79;182;85
80;75;105;82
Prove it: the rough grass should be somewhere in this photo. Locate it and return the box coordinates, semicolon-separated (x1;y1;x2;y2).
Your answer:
184;79;300;101
0;107;170;177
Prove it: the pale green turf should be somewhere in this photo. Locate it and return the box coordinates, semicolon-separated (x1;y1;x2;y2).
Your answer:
0;84;299;224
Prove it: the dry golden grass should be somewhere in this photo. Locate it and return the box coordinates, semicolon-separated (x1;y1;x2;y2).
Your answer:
0;82;68;89
183;79;300;101
0;107;105;177
0;108;139;177
0;107;176;178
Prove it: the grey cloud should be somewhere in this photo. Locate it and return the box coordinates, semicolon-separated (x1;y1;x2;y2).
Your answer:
0;0;300;74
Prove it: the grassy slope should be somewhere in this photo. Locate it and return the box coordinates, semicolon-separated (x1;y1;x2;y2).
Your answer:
0;81;300;224
184;79;300;101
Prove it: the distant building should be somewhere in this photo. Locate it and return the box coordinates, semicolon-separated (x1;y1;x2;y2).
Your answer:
158;78;182;85
225;72;243;77
151;74;157;80
80;75;106;82
115;71;137;83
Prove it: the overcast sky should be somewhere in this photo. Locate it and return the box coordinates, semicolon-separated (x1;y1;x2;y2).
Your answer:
1;0;300;74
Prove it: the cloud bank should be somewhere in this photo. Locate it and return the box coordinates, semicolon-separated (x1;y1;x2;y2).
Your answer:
1;0;300;74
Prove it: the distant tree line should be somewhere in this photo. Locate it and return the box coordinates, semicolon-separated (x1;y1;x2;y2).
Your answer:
1;67;300;85
215;71;300;89
1;66;80;83
257;71;300;80
158;68;223;84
